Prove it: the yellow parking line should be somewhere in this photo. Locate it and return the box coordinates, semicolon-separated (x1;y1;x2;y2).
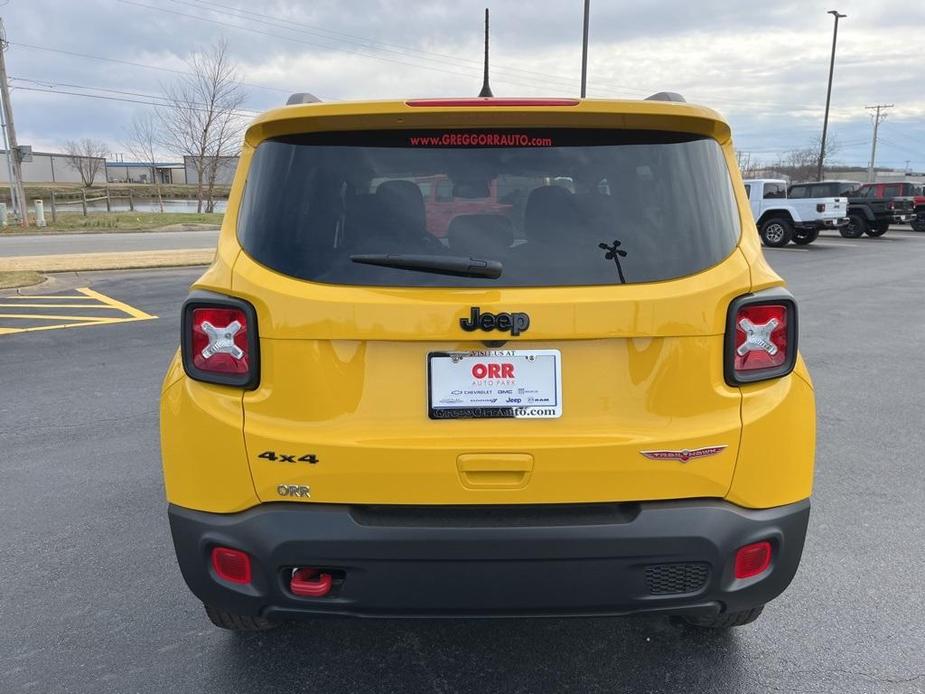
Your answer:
1;295;100;300
0;303;115;309
0;313;114;321
0;287;157;336
0;317;152;335
77;287;157;320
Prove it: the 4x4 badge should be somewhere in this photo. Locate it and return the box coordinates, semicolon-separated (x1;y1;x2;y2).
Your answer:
641;446;727;463
460;306;530;336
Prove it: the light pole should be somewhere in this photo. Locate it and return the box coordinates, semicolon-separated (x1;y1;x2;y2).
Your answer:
817;10;846;182
580;0;590;98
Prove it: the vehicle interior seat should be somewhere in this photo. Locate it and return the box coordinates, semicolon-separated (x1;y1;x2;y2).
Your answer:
446;214;514;259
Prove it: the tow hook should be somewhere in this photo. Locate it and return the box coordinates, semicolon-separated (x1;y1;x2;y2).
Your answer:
290;568;334;597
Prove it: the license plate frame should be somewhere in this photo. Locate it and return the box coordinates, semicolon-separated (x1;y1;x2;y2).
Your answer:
427;349;562;420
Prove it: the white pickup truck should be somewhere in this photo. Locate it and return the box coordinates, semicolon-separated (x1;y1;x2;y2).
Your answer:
743;178;848;247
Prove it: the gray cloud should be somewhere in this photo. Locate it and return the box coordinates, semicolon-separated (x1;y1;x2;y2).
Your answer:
3;0;923;168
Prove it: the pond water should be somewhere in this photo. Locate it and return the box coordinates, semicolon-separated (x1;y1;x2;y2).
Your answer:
45;198;228;214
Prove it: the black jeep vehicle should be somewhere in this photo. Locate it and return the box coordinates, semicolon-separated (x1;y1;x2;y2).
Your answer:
789;180;915;238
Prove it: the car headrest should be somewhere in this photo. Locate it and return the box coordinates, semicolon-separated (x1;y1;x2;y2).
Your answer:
524;185;578;244
375;180;426;233
447;214;514;257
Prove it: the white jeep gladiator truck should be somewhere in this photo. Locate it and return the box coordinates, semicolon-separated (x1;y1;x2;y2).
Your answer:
743;178;848;247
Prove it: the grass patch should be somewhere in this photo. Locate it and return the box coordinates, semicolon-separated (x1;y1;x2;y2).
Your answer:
4;212;223;233
7;183;230;203
0;271;45;289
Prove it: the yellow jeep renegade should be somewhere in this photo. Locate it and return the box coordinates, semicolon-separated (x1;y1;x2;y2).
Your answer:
160;94;815;631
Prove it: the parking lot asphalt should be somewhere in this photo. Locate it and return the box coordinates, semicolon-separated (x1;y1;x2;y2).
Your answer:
1;230;924;694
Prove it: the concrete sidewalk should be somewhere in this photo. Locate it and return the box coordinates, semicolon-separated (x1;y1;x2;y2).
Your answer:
0;249;215;273
0;229;219;256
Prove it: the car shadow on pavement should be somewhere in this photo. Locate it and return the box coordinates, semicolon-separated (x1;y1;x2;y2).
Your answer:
208;615;746;693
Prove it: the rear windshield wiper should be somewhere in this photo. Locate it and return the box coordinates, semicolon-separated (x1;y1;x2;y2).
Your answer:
350;254;502;279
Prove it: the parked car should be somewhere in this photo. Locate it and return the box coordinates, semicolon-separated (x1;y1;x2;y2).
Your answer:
407;174;512;237
856;182;925;232
789;180;914;238
161;94;815;633
743;178;847;247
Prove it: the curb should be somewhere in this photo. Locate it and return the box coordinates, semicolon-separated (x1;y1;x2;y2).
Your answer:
0;249;216;273
0;224;221;238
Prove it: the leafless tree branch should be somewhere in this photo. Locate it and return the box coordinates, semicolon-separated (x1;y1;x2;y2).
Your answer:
123;111;166;212
62;138;109;187
157;38;247;213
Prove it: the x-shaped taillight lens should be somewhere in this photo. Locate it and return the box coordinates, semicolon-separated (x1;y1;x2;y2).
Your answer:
733;305;788;373
190;307;250;375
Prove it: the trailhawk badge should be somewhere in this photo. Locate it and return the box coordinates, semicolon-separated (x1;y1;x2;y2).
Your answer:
641;446;727;463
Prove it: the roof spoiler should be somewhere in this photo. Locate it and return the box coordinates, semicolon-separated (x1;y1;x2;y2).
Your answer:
644;92;686;103
286;93;322;105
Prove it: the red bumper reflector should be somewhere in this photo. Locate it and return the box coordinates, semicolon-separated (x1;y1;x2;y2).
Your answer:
734;541;772;579
211;546;252;585
291;568;334;597
405;97;580;107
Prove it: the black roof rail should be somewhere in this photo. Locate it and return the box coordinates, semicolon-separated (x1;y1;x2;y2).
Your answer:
644;92;686;103
286;93;322;105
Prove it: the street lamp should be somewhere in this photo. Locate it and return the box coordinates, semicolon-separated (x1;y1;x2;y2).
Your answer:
818;10;846;182
580;0;590;98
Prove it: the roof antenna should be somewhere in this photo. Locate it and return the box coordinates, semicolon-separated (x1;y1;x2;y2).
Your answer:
478;8;493;97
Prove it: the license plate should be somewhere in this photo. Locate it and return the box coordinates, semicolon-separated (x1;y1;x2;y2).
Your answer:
427;350;562;419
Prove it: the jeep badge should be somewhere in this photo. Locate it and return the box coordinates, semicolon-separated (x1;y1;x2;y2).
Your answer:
460;307;530;337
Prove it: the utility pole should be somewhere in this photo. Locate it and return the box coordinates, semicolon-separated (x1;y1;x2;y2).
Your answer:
818;10;846;182
0;18;27;228
580;0;591;98
865;104;893;183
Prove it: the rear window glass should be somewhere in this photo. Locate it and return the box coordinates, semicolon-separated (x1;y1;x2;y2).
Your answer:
237;129;740;287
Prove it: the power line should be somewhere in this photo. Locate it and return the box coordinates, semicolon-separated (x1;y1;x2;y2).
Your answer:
8;41;293;95
116;0;623;97
14;85;258;119
10;76;260;115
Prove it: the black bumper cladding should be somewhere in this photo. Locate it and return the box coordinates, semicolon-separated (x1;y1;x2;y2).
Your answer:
168;499;810;620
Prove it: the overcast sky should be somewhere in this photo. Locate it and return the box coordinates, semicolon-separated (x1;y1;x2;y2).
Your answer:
2;0;923;169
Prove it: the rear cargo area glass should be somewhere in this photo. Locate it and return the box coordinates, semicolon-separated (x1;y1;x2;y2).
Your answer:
237;129;740;287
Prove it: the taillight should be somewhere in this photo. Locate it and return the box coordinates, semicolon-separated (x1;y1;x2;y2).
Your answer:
181;293;259;388
725;290;798;385
887;201;895;210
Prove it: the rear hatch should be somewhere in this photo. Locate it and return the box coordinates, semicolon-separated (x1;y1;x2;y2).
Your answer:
232;124;751;505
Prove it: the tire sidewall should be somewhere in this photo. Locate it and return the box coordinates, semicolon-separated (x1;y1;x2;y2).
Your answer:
841;214;867;238
759;218;793;247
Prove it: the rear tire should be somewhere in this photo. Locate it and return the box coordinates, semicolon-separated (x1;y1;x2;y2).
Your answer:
865;221;889;237
911;219;925;232
841;214;867;238
759;218;793;247
792;228;819;245
204;604;280;632
683;605;764;629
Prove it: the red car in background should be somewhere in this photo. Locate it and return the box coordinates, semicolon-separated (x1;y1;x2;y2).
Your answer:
414;175;513;237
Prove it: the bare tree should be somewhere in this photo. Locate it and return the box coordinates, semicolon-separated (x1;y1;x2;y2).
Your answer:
123;111;165;212
158;39;247;213
774;134;843;184
63;138;109;187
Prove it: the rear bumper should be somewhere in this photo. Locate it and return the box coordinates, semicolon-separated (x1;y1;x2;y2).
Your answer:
796;218;848;230
168;498;810;620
